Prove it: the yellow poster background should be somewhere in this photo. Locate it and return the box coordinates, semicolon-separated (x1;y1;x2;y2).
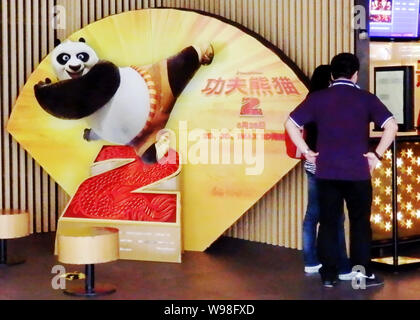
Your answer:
7;9;308;251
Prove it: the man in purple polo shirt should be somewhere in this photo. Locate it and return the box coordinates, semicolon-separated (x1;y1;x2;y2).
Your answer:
285;53;398;288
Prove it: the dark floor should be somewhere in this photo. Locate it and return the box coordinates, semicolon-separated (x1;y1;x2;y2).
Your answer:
0;233;419;300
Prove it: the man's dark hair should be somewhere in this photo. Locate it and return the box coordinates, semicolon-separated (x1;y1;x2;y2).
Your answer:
330;53;360;80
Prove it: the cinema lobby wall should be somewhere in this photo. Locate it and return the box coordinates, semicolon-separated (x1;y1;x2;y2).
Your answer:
0;0;355;251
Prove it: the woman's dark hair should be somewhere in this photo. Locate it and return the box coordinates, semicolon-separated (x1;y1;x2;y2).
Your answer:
309;65;331;93
306;64;331;151
330;53;360;80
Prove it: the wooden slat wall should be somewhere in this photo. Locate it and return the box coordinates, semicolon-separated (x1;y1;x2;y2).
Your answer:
1;0;354;249
1;0;58;233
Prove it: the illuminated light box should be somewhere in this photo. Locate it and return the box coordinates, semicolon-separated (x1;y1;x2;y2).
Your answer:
371;141;420;242
372;256;420;266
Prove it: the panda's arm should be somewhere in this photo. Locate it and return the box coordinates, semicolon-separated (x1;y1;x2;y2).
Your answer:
34;61;121;119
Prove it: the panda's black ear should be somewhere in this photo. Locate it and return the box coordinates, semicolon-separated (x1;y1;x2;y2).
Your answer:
54;39;61;47
79;38;86;43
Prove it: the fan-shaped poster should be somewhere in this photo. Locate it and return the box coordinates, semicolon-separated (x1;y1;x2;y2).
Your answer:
7;9;308;251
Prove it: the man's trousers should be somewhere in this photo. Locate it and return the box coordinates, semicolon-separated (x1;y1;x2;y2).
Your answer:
317;179;373;279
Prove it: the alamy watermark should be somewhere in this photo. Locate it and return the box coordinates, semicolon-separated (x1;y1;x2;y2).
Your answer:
51;5;66;30
351;265;367;290
43;5;371;178
51;265;66;290
158;121;265;176
352;5;368;31
48;4;369;31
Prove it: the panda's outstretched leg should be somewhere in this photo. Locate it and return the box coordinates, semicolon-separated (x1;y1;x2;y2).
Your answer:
167;43;214;98
131;44;214;164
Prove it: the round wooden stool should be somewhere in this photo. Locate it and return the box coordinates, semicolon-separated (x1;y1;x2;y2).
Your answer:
57;227;119;297
0;210;30;266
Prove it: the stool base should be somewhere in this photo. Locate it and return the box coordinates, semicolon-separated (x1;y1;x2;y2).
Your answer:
64;283;116;297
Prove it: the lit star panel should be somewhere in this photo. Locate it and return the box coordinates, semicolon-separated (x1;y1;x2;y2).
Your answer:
371;143;420;241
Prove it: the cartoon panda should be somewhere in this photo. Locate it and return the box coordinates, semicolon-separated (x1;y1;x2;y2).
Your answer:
34;38;214;163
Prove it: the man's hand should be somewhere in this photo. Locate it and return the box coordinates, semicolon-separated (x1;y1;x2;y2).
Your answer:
364;152;380;174
304;150;319;164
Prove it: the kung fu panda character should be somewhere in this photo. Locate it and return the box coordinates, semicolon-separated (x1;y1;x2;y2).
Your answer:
34;38;214;163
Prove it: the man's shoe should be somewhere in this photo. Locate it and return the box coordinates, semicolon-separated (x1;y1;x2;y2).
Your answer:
339;271;357;281
322;278;338;288
357;273;384;288
304;264;322;274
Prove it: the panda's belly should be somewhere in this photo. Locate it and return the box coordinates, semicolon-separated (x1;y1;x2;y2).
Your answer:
86;67;150;145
